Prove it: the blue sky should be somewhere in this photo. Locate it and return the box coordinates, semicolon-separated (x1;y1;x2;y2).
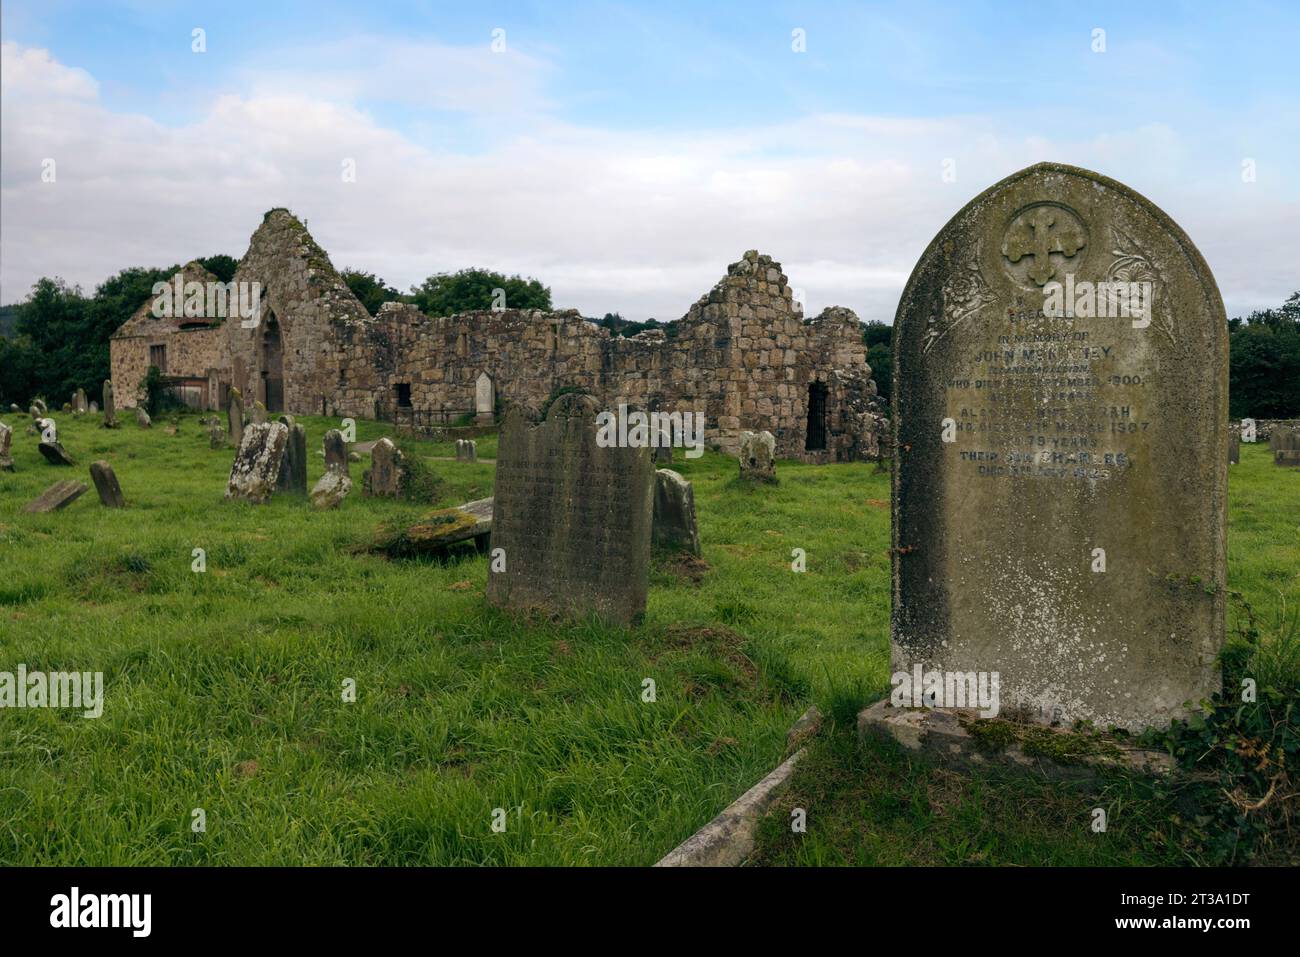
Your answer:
2;0;1297;319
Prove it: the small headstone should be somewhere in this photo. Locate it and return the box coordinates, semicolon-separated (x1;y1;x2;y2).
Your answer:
24;479;88;513
38;441;76;467
225;422;288;504
455;438;478;462
136;407;152;429
486;393;654;625
1271;427;1299;454
102;380;118;428
276;422;308;495
89;460;126;508
29;405;40;421
8;403;19;414
891;162;1227;731
89;401;98;414
738;430;777;482
32;399;47;416
310;429;352;509
228;388;244;449
209;423;226;449
62;403;73;413
652;469;701;556
363;438;408;498
0;421;14;471
475;371;494;424
1228;433;1240;465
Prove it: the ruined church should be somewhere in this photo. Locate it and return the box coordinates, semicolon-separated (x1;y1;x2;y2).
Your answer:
110;209;886;460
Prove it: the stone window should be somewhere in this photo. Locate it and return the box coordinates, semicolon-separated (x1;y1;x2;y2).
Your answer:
149;344;167;373
394;383;412;408
806;381;828;451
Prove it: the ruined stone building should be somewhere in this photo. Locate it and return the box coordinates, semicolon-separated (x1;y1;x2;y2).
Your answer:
110;209;886;460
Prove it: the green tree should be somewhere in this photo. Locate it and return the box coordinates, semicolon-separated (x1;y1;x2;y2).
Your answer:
410;268;551;317
1228;291;1300;418
867;343;892;403
341;268;403;316
197;254;239;283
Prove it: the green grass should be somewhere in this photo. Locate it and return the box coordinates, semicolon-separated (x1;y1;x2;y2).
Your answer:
0;415;1294;865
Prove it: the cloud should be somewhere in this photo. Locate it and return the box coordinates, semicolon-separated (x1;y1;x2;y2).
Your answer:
1;39;1295;325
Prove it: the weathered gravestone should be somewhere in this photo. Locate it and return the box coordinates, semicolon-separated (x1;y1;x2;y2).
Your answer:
225;422;288;504
38;427;76;467
652;468;701;556
486;393;654;625
32;399;47;416
455;439;477;462
74;388;87;413
891;162;1227;732
89;401;98;414
24;479;88;513
310;429;352;509
136;407;152;428
738;430;777;482
102;380;118;428
89;460;126;508
1274;428;1300;468
276;418;308;495
0;421;14;471
363;438;408;498
475;372;494;424
228;388;244;449
209;423;225;448
251;401;268;425
1229;432;1240;465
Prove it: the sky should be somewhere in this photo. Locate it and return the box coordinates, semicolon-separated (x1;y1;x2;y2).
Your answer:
1;0;1297;322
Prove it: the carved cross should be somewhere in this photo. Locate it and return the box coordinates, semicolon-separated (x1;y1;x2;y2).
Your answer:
1003;207;1086;286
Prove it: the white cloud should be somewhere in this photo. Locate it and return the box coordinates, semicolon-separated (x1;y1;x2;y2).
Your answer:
1;39;1294;326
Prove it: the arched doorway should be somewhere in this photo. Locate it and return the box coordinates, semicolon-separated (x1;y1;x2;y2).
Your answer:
261;313;284;412
805;381;828;451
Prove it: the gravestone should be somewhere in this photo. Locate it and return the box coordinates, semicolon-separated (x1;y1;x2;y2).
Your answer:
8;404;18;413
74;388;87;413
738;430;776;482
225;422;288;504
455;438;477;462
363;438;408;498
24;479;88;513
276;422;308;495
228;388;244;450
32;399;47;416
251;401;268;425
475;372;494;424
310;429;352;509
1274;428;1300;467
652;468;701;556
1229;433;1239;465
653;422;674;465
38;439;76;467
89;461;126;508
209;423;226;448
486;393;654;625
89;401;98;414
891;162;1227;732
0;421;13;471
102;380;118;428
136;407;152;429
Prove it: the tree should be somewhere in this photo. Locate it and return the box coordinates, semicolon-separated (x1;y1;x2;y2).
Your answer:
341;269;403;316
862;320;893;403
410;268;551;317
197;254;239;283
1228;291;1300;418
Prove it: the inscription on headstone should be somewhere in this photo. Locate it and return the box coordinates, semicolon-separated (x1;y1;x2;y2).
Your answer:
487;394;654;625
891;162;1227;731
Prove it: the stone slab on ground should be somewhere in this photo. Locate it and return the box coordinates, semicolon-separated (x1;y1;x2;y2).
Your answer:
373;497;493;556
24;479;89;513
856;700;1173;780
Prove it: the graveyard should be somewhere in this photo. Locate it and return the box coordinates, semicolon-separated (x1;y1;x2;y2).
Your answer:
0;405;1295;865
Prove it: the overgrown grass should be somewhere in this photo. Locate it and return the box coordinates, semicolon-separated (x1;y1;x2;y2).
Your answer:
0;415;1294;865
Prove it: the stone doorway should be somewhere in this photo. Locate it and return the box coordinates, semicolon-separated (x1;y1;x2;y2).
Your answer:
805;381;828;451
261;314;284;413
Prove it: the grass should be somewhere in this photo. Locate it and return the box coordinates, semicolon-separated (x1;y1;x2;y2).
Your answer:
0;413;1294;865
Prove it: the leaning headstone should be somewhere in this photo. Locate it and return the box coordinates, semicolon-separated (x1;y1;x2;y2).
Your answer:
891;162;1227;732
276;422;308;495
228;387;244;449
310;429;353;509
652;469;701;556
363;437;408;498
487;393;654;625
738;430;777;482
23;479;88;513
102;380;118;428
135;407;152;429
1229;433;1240;465
225;422;288;504
0;421;13;471
89;460;126;508
455;438;478;462
38;440;76;467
